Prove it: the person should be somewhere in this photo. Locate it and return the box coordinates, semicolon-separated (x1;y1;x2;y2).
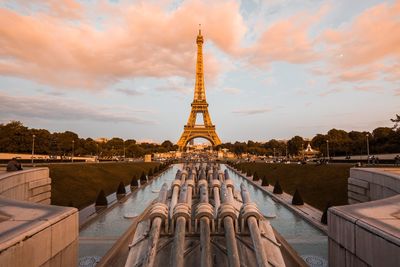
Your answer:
395;155;400;166
6;158;23;172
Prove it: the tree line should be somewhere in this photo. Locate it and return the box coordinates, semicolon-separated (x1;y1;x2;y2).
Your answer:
217;127;400;157
0;121;177;158
1;117;399;158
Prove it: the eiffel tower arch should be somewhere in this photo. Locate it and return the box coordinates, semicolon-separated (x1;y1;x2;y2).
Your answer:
177;29;221;150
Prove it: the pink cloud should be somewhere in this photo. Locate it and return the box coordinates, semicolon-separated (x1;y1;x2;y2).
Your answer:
0;0;246;90
321;1;400;84
248;5;329;66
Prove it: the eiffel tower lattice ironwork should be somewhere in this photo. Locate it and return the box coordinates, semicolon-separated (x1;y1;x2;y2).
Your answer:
177;29;221;150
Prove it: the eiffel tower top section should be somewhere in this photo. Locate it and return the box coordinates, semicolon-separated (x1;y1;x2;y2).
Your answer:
193;28;206;103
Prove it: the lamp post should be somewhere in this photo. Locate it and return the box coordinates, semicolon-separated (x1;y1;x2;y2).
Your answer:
326;140;330;162
72;140;75;163
285;142;288;159
273;148;276;161
32;134;35;165
123;141;126;160
366;134;370;165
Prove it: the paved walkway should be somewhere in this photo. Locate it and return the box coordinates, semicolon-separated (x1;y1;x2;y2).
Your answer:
227;166;328;233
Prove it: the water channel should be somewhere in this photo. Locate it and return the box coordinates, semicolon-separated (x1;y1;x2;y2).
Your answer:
79;164;327;266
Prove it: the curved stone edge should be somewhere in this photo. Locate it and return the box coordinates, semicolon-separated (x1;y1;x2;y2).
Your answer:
0;168;78;267
0;168;51;205
328;168;400;267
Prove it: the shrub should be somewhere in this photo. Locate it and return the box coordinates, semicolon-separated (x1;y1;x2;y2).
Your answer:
140;171;147;183
273;179;283;194
117;181;126;195
95;189;108;206
261;176;269;186
246;169;252;177
130;175;138;187
321;202;332;225
253;172;259;181
292;188;304;205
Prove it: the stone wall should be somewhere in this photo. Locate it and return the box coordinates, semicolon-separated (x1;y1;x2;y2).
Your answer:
0;168;51;204
328;168;400;267
0;168;78;267
0;198;78;266
348;168;400;204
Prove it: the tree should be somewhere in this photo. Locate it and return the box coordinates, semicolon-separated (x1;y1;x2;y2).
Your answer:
292;188;304;205
273;179;283;194
391;114;400;130
117;181;126;195
95;190;108;206
261;176;269;186
287;136;304;156
253;172;259;181
161;140;173;148
130;176;139;187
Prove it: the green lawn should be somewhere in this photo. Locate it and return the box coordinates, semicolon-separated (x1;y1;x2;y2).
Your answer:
235;162;352;211
48;162;159;209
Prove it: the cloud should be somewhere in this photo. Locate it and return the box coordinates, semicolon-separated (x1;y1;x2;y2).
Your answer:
116;88;143;96
0;92;154;124
222;87;241;95
247;4;329;66
232;107;271;115
329;66;379;83
0;0;246;90
320;1;400;84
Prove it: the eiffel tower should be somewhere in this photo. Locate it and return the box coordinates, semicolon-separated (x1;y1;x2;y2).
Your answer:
177;29;222;150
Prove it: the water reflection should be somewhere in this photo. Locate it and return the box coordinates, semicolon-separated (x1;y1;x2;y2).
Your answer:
80;164;180;237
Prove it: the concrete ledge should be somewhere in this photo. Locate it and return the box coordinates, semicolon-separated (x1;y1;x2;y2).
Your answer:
0;197;78;266
328;194;400;267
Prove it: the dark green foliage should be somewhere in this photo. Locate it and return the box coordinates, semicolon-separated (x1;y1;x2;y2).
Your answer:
130;175;138;187
117;181;126;195
154;166;159;174
253;172;259;181
261;176;269;186
273;179;283;194
140;171;147;183
321;202;332;225
148;168;154;178
292;188;304;205
95;189;108;206
246;169;252;177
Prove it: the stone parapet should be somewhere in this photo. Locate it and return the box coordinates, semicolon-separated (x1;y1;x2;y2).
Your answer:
348;168;400;204
328;195;400;267
0;197;78;266
0;168;51;204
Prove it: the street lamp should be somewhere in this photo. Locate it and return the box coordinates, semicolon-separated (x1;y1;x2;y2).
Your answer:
72;140;75;163
123;140;126;159
326;140;330;161
366;133;370;165
32;134;35;165
285;142;288;159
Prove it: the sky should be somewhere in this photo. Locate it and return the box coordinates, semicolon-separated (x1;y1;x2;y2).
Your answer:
0;0;399;143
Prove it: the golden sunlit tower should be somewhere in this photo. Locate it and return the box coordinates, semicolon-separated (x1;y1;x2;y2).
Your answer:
177;28;221;150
